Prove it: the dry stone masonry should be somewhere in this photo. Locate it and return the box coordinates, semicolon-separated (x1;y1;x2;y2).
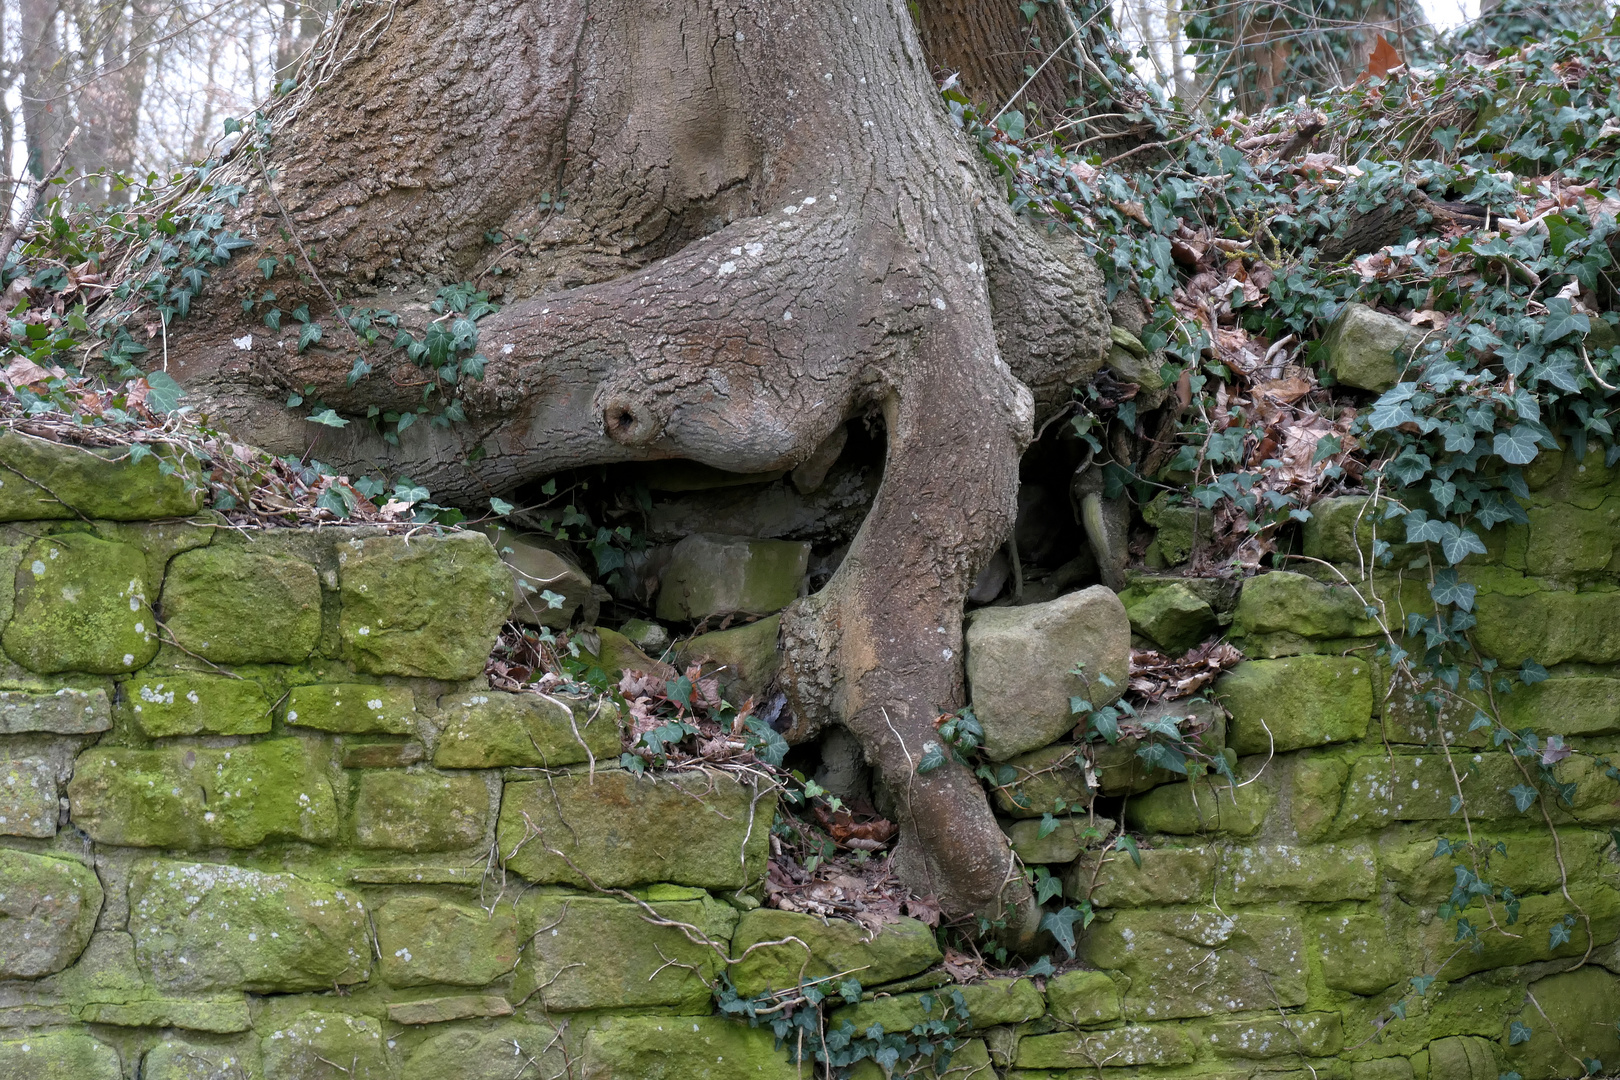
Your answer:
0;431;1616;1079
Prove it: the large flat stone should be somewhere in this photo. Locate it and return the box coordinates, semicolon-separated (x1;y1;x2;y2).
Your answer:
0;755;57;837
402;1022;565;1080
991;744;1089;818
1315;912;1403;994
1322;301;1426;391
1067;845;1214;908
1125;775;1274;836
1332;752;1522;833
68;740;338;847
1218;655;1373;753
1473;586;1620;665
1045;970;1122;1026
1083;909;1307;1019
434;690;620;768
3;533;157;674
0;1032;122;1080
0;849;101;978
498;769;772;889
1232;570;1381;641
353;769;489;851
375;895;519;987
517;891;737;1012
338;532;514;679
728;909;941;997
0;686;110;733
966;585;1131;760
1496;674;1620;736
121;672;272;737
129;860;370;993
0;429;202;521
1220;842;1377;902
654;533;809;621
160;546;323;664
579;1015;800;1080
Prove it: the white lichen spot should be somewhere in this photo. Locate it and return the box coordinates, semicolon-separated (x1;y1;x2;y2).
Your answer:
233;334;254;350
357;626;371;636
931;297;947;310
29;560;44;577
501;343;514;355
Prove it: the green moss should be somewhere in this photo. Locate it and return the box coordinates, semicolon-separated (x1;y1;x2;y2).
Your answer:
1002;815;1107;864
1472;585;1620;665
991;744;1088;818
1233;570;1382;641
1067;845;1214;908
498;769;772;890
1221;842;1377;903
353;770;489;851
1015;1024;1199;1068
831;978;1044;1033
285;681;416;734
1206;1012;1343;1058
578;1015;799;1079
338;532;512;679
1502;968;1620;1080
1292;754;1352;841
1217;655;1374;754
402;1022;565;1080
1044;970;1121;1026
434;690;619;768
1332;753;1522;834
516;892;736;1012
1315;911;1405;994
374;895;519;987
68;740;338;847
121;672;272;736
0;429;202;521
129;860;369;993
675;614;782;703
728;909;941;997
1123;581;1217;653
3;533;157;674
260;1011;395;1080
0;685;110;734
0;849;102;979
1124;774;1274;836
0;754;58;837
655;534;809;621
0;1032;122;1080
161;546;322;665
1418;885;1620;980
1496;673;1620;736
140;1039;257;1080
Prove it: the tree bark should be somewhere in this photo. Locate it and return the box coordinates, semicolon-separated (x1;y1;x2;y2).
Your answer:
164;0;1111;931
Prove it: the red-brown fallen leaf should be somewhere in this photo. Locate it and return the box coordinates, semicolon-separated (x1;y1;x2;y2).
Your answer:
1358;35;1403;83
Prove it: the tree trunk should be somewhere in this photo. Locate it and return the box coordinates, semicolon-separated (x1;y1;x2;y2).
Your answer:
165;0;1111;932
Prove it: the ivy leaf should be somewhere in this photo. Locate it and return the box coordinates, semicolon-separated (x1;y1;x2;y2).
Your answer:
1520;659;1550;684
1493;425;1541;465
1115;834;1142;868
1509;784;1539;813
297;321;324;352
1509;1021;1534;1046
143;371;185;414
1541;297;1590;342
1410;974;1436;996
1025;955;1056;978
1035;872;1064;905
306;408;349;428
1039;906;1085;959
1038;813;1060;839
1429;569;1477;612
1440;527;1488;566
917;742;947;775
489;497;514;516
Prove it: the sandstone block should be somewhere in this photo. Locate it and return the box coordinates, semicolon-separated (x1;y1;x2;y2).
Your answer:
69;740;337;847
1207;1012;1343;1058
1316;912;1404;994
387;995;512;1025
579;1014;801;1079
1473;587;1620;665
141;1040;257;1080
122;672;272;737
286;681;416;735
1068;845;1214;908
0;1032;121;1080
1045;969;1122;1026
0;755;57;836
375;895;519;987
260;1011;396;1080
729;909;941;997
1123;580;1217;653
481;523;592;628
654;533;809;621
1233;570;1381;642
1125;775;1274;836
1221;842;1377;903
1218;654;1373;753
498;769;772;889
1015;1024;1199;1068
966;585;1130;760
0;849;101;978
403;1022;564;1080
433;690;619;768
675;614;782;703
1322;302;1426;391
1001;815;1107;864
1497;674;1620;736
0;429;201;521
129;860;369;993
160;546;322;664
3;533;156;674
339;531;512;679
1502;968;1620;1080
1333;752;1521;832
354;769;488;851
990;744;1088;818
830;978;1043;1033
0;686;110;733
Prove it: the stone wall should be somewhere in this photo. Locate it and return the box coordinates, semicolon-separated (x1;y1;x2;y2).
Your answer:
0;430;1617;1080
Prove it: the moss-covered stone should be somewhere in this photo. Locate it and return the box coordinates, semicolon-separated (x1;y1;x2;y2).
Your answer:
1001;815;1107;864
1045;970;1122;1026
1332;752;1521;833
1084;909;1306;1019
1419;886;1620;979
1091;698;1226;796
78;996;251;1033
517;892;737;1011
286;682;416;735
830;978;1043;1033
1322;302;1426;391
121;672;272;737
1502;968;1620;1080
3;533;156;674
433;690;619;768
1496;674;1620;736
375;895;518;987
1124;775;1274;836
1234;570;1382;642
1123;581;1218;653
655;533;809;621
386;995;513;1025
0;755;56;837
1512;499;1620;579
1430;1035;1503;1080
967;586;1131;761
579;1014;799;1079
1221;842;1377;903
141;1039;257;1080
1375;660;1491;748
161;546;322;665
341;741;425;768
1141;493;1213;567
129;860;369;993
1302;495;1397;563
0;429;202;521
0;849;101;978
1472;585;1620;665
728;909;942;997
1380;829;1612;904
1014;1024;1199;1068
1315;911;1405;994
498;769;772;889
675;614;782;703
481;523;593;628
260;1011;396;1080
1068;844;1214;908
1206;1012;1343;1058
402;1022;565;1079
353;769;488;851
0;686;110;733
68;740;338;847
1217;655;1373;754
1293;754;1352;841
991;744;1089;818
0;1032;122;1079
338;532;512;679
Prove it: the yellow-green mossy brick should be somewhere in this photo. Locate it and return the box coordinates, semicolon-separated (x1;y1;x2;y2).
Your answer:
260;1012;395;1080
140;1040;256;1080
434;689;619;768
68;740;338;848
0;429;202;521
1015;1023;1199;1068
579;1014;800;1079
353;769;489;851
0;849;102;978
1044;969;1122;1026
1067;844;1214;908
1233;569;1382;640
129;860;370;994
402;1022;565;1080
498;769;773;889
121;672;271;737
285;681;416;735
1217;654;1373;754
1125;774;1274;836
1206;1012;1343;1058
1220;842;1377;903
1315;911;1404;994
516;892;737;1012
160;546;321;665
1502;968;1620;1080
0;1032;122;1080
3;533;157;674
338;532;512;679
374;895;519;987
728;909;941;997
